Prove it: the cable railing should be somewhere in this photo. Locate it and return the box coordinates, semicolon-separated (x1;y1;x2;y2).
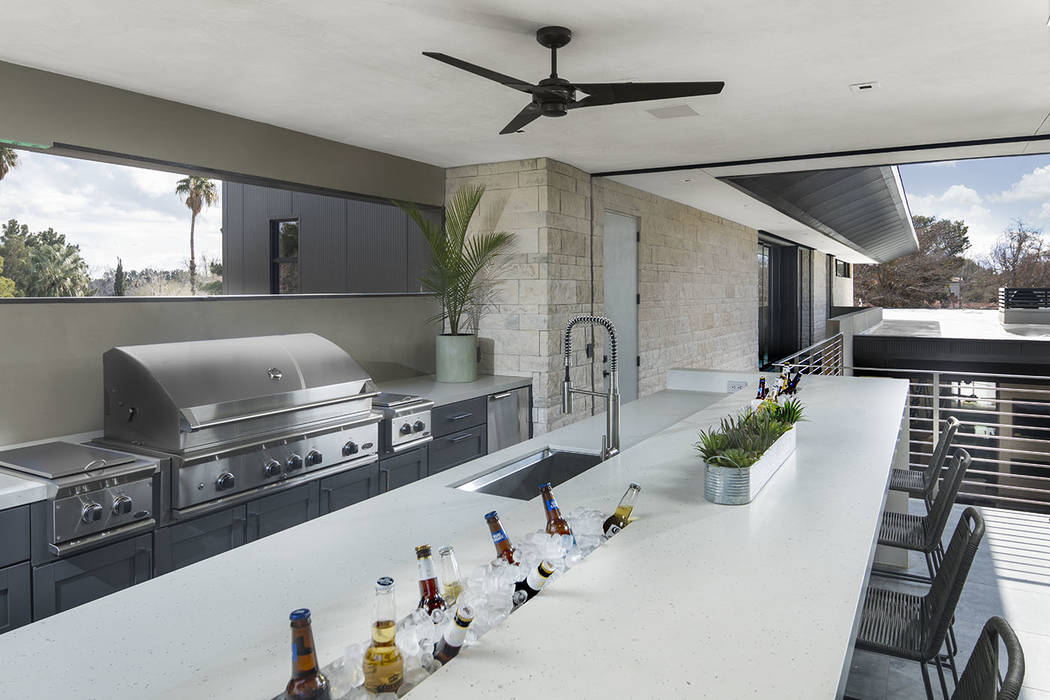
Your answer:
769;332;844;376
773;345;1050;514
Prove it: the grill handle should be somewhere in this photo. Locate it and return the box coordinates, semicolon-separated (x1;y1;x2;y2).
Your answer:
47;517;156;557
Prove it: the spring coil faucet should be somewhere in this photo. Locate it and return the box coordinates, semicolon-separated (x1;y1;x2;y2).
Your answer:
562;315;620;460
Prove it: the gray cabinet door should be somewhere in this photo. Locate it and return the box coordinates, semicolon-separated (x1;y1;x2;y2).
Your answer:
320;463;379;514
32;533;152;620
246;482;319;543
154;506;247;576
379;448;428;493
0;562;31;634
429;425;488;475
0;506;30;569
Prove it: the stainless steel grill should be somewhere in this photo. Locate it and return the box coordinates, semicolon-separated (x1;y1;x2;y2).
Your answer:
101;333;382;523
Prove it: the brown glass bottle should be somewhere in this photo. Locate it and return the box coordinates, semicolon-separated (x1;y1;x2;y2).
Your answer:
539;482;574;544
363;577;404;694
603;482;641;536
432;604;475;665
484;511;519;565
284;608;331;700
415;544;449;622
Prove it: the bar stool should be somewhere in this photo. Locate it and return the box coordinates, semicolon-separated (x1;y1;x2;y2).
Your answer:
877;448;971;582
890;416;960;510
855;507;985;700
951;616;1025;700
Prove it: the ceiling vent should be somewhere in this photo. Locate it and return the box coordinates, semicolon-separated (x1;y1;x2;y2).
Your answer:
849;81;881;93
645;104;700;119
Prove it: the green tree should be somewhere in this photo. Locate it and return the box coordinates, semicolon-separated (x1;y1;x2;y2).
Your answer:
0;147;18;182
0;254;15;297
114;257;126;296
23;228;91;297
854;215;971;308
174;176;218;295
0;220;32;295
199;259;223;295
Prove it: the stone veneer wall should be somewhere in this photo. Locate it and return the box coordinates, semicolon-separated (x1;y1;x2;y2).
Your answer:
445;158;759;434
813;251;829;341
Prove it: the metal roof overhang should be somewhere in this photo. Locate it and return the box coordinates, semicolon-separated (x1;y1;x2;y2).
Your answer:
721;165;919;263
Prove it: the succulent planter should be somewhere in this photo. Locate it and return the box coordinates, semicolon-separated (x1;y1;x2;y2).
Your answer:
704;427;796;505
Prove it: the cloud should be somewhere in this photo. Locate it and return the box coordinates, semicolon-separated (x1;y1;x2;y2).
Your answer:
995;164;1050;202
0;151;222;275
906;184;999;256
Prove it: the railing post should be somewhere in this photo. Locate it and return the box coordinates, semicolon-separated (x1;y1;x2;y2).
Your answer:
931;371;941;468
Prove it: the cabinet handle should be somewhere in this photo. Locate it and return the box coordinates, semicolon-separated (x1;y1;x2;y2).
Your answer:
448;433;474;444
448;412;473;421
490;392;512;400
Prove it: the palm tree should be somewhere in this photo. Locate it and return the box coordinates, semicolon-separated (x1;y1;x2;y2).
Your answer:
0;147;18;182
26;240;90;297
174;176;218;295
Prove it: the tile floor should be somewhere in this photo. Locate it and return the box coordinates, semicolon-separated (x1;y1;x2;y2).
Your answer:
845;503;1050;699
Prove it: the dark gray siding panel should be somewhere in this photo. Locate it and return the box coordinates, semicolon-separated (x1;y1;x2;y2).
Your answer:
222;182;439;294
347;199;408;293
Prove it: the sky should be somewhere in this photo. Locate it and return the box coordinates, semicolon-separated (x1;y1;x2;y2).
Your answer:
899;153;1050;259
0;150;222;276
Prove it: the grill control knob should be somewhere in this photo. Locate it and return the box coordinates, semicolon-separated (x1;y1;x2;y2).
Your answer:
81;502;103;523
342;441;359;456
399;423;413;435
412;420;426;433
264;459;282;478
286;454;303;472
305;450;323;467
215;472;236;491
112;495;133;516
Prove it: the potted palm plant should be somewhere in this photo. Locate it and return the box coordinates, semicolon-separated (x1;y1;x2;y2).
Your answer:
397;185;513;382
696;399;804;505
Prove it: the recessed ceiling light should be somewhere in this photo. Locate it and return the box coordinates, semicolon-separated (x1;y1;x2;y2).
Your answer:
646;104;700;119
681;178;693;183
850;81;881;93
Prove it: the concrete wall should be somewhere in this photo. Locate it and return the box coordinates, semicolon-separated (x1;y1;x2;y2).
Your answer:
445;158;759;434
0;296;436;445
827;306;882;373
0;61;444;206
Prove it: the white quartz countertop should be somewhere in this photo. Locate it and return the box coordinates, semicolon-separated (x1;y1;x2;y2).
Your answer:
0;470;50;511
376;374;532;407
0;374;908;700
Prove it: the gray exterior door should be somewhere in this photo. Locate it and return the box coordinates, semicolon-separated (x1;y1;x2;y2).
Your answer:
603;211;639;402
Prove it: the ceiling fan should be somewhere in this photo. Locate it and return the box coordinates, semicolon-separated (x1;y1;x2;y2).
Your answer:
423;26;725;135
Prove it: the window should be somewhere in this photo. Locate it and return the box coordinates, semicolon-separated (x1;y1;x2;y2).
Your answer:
834;259;851;278
270;219;299;294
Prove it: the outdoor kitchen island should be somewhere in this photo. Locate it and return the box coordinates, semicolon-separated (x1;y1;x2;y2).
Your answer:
0;372;908;700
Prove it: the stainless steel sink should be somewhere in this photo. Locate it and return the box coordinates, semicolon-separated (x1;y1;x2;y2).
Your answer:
453;447;603;501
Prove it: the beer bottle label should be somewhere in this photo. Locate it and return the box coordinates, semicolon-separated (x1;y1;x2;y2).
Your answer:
491;530;507;544
605;523;622;536
545;497;559;511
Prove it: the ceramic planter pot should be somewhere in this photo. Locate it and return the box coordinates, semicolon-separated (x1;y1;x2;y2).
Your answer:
436;333;478;383
704;427;796;505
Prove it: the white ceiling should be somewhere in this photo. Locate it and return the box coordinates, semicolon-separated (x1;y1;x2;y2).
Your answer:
3;1;1050;259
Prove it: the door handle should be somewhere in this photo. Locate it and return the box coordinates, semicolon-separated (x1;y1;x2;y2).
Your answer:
448;433;474;444
448;412;473;421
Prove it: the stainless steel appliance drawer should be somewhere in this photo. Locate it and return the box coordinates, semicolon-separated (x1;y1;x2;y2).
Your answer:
487;387;531;453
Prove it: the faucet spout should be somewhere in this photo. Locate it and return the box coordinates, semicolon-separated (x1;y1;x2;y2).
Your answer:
562;314;621;460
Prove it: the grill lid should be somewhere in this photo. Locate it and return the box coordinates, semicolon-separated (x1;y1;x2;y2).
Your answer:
104;334;377;451
0;441;136;480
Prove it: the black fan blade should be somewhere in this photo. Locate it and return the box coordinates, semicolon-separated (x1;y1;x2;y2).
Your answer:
571;81;725;108
422;52;535;93
499;103;542;134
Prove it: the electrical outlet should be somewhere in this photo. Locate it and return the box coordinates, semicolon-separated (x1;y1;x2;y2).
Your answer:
727;380;748;393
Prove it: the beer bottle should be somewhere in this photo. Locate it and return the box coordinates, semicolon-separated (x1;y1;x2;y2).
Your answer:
437;545;464;605
283;608;331;700
485;511;519;565
539;482;574;544
415;545;448;622
363;577;404;694
432;605;475;665
512;560;555;608
756;376;766;400
603;482;641;536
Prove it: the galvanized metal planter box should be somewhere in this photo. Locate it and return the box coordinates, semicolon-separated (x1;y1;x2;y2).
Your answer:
704;427;796;505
